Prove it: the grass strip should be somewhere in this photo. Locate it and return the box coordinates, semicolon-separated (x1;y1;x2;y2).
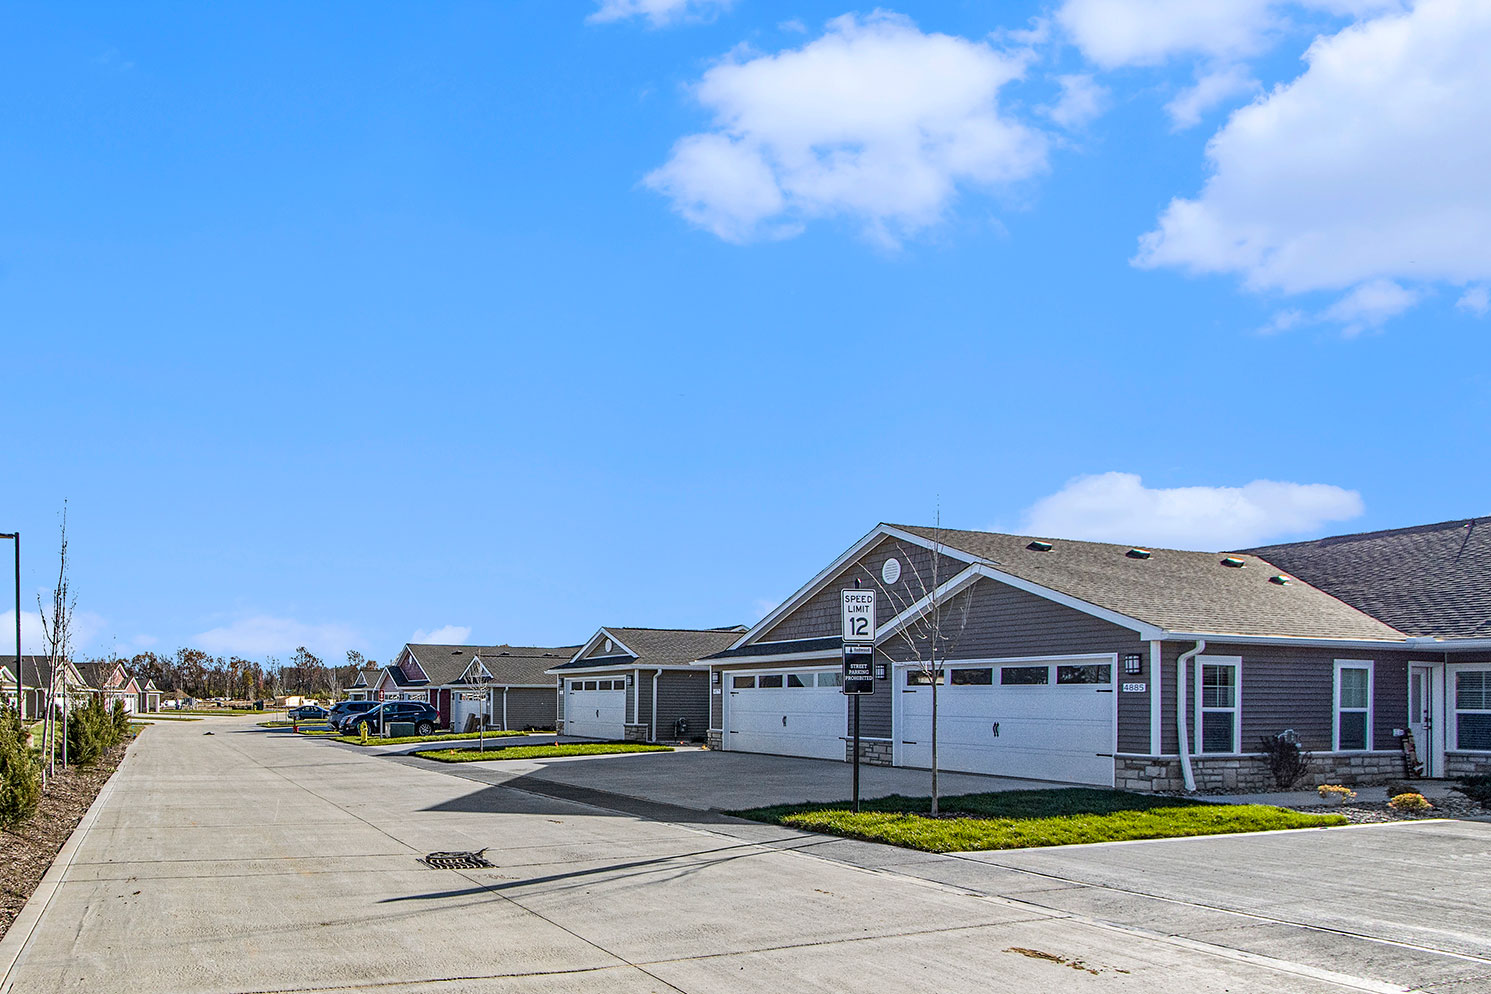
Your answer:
731;788;1346;853
334;730;537;746
415;742;673;763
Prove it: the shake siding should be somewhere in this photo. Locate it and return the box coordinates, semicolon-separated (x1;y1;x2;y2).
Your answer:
636;671;650;729
764;537;967;641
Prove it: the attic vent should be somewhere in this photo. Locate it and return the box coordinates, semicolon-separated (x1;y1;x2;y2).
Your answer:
500;651;511;656
452;650;463;655
1126;548;1151;560
1220;556;1246;568
543;652;555;657
1269;574;1291;585
1026;541;1053;552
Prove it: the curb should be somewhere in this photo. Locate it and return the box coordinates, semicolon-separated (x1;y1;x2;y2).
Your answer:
0;746;132;992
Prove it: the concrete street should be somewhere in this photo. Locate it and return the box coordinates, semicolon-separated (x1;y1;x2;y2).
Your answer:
3;716;1489;994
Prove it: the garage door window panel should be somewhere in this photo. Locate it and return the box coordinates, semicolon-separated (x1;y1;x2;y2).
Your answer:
907;670;944;686
1057;664;1112;685
1455;670;1491;751
759;674;784;688
1000;665;1049;686
732;675;755;689
950;668;992;686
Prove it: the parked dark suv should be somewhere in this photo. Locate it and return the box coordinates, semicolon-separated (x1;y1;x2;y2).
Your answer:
329;700;381;732
346;701;439;737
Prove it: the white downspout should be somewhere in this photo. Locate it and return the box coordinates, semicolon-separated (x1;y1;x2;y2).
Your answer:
1177;639;1205;792
651;669;662;743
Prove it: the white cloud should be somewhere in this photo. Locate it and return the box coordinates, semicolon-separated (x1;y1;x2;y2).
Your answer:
1022;471;1364;549
0;607;107;656
410;625;473;645
645;12;1046;245
193;615;363;661
589;0;732;28
1458;285;1489;316
1165;65;1260;129
1056;0;1401;68
1135;0;1491;329
1045;74;1108;129
1257;307;1306;335
1321;278;1419;335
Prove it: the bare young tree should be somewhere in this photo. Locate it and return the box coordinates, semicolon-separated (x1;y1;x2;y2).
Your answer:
37;506;75;786
872;515;976;816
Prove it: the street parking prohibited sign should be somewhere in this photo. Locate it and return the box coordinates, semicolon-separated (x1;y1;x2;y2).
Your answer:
841;589;876;696
841;643;875;696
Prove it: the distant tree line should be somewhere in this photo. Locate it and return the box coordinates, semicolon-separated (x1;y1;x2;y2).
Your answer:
98;647;376;700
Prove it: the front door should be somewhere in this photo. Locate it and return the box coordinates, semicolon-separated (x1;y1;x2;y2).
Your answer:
1409;664;1434;777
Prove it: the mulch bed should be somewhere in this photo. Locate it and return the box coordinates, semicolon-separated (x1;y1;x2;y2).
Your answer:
0;739;132;943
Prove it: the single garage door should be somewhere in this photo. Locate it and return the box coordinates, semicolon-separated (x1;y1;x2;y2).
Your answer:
726;669;846;761
565;678;627;740
897;658;1115;786
451;691;485;733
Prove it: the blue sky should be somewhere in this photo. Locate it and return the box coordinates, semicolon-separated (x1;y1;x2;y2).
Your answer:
3;0;1487;664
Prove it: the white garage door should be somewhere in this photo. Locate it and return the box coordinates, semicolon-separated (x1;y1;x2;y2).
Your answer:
897;658;1115;787
451;692;485;733
565;678;627;740
726;669;846;761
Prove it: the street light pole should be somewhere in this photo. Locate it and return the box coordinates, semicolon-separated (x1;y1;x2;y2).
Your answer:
0;532;17;716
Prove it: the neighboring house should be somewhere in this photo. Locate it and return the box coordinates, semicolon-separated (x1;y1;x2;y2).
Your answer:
1246;516;1491;780
347;666;383;701
136;677;163;714
373;643;578;730
549;627;746;743
3;655;92;718
696;522;1488;792
75;661;142;714
460;645;580;732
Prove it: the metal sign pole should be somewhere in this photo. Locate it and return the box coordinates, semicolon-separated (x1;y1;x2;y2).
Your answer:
852;695;861;813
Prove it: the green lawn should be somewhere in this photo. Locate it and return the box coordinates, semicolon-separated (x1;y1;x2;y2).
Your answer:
731;788;1346;853
415;742;674;763
334;729;536;746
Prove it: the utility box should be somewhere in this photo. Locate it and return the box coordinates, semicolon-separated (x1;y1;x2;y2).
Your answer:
387;722;417;738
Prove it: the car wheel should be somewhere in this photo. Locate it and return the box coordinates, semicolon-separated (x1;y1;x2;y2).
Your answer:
416;722;434;736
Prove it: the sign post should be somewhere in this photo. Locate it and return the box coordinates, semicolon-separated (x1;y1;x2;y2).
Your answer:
841;589;876;813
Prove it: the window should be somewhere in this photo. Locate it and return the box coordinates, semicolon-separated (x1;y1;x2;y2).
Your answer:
597;680;614;691
1197;658;1240;754
950;667;993;686
907;670;944;686
583;680;597;691
1334;660;1373;751
732;675;755;689
1456;670;1491;750
817;672;842;688
787;673;812;688
1057;664;1112;685
758;674;784;688
1000;666;1048;686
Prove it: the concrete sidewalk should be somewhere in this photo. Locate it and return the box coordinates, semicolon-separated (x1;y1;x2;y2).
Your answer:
4;716;1485;993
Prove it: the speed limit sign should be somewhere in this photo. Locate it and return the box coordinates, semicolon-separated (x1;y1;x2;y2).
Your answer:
841;589;876;643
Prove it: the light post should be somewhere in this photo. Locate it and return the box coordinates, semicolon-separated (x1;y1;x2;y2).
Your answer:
0;532;17;716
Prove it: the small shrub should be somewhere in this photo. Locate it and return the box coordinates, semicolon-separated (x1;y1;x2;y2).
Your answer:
1317;784;1356;801
1389;792;1433;813
1259;733;1311;789
111;700;131;739
1451;775;1491;809
0;705;42;828
67;696;116;764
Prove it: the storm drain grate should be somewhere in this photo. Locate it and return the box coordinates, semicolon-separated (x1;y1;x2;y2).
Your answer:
420;849;492;870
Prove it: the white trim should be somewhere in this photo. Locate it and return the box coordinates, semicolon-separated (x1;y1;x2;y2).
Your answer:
1148;640;1163;757
1160;631;1409;649
547;662;698;676
568;627;641;667
728;524;980;651
1193;654;1243;756
1333;658;1375;752
700;648;841;667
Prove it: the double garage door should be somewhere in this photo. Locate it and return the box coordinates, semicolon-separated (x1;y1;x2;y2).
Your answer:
898;657;1116;786
565;677;627;740
725;668;846;761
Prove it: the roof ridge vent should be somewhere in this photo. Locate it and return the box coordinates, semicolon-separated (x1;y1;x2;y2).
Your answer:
1026;540;1053;552
1220;556;1246;568
1126;548;1151;559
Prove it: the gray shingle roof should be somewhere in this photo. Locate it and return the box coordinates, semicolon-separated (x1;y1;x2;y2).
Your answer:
704;636;841;661
888;524;1406;641
1244;517;1491;639
552;627;745;672
399;643;580;687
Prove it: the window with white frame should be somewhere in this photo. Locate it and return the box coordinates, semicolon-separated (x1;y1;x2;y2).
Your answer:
1455;669;1491;751
1334;660;1374;751
1197;657;1240;753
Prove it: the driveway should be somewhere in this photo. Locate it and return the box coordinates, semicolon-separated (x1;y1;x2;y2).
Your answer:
0;718;1484;994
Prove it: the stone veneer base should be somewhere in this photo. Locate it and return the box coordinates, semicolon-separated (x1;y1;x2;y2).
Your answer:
1113;751;1459;793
